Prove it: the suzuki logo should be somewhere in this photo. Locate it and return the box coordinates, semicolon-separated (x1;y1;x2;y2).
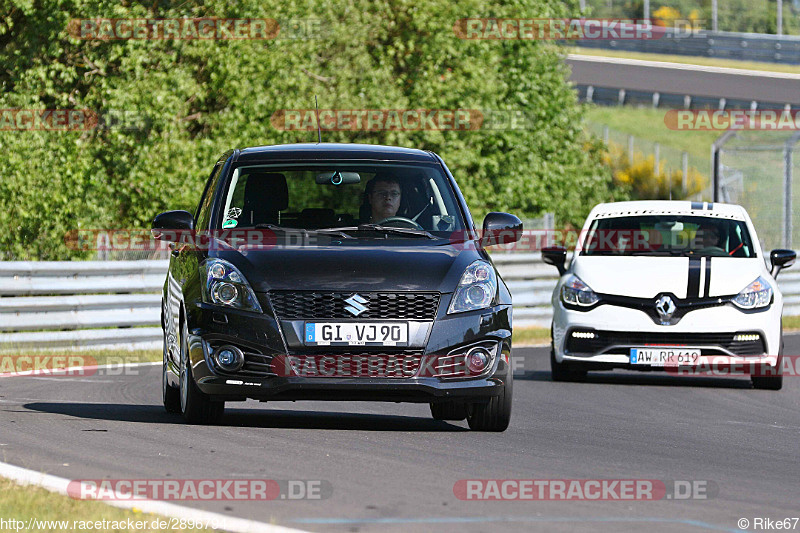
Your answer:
655;295;676;323
344;294;368;317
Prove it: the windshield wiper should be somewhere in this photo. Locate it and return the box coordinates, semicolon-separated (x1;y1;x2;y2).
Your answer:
253;224;353;239
324;224;437;240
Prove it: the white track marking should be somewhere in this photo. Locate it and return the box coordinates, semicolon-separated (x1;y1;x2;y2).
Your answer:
0;460;309;533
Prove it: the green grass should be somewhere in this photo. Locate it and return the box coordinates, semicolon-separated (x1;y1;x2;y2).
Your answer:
514;326;550;345
0;478;216;532
568;46;800;74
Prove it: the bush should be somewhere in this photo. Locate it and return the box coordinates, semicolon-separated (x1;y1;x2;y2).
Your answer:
604;141;706;200
0;0;616;260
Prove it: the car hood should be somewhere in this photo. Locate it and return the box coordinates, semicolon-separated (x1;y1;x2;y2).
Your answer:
572;256;765;299
217;243;479;292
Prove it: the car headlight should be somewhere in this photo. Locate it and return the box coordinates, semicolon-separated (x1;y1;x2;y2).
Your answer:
560;274;600;307
448;260;498;314
200;259;262;313
732;276;772;310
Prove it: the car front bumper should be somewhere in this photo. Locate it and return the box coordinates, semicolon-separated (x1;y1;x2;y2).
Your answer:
179;301;513;403
552;299;782;371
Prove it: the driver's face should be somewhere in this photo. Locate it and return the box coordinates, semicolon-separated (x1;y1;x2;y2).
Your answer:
370;181;401;221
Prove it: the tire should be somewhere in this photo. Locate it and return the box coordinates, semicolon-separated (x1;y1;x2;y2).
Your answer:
162;333;181;413
752;340;783;391
751;373;783;390
466;370;512;432
179;317;225;424
430;401;468;421
550;344;587;382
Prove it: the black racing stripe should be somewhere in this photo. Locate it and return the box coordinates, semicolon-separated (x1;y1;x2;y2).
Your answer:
703;258;712;297
687;257;701;298
691;201;703;210
706;202;713;210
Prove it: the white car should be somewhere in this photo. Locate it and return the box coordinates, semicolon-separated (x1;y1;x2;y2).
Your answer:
542;200;796;390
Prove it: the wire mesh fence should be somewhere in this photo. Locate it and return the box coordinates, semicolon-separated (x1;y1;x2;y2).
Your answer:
717;130;800;251
586;122;712;201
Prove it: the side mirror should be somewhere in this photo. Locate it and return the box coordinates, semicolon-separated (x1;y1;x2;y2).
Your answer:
481;212;522;247
770;249;796;278
542;246;567;276
152;210;194;241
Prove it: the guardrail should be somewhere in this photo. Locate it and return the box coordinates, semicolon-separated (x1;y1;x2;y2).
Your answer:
2;257;799;350
575;27;800;64
0;261;166;351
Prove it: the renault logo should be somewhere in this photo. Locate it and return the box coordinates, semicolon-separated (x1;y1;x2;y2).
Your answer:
344;294;368;317
655;295;676;322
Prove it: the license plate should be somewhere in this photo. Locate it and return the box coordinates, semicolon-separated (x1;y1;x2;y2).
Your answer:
630;347;700;366
304;322;409;346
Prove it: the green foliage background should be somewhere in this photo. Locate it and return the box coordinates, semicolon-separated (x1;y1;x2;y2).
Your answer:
0;0;615;260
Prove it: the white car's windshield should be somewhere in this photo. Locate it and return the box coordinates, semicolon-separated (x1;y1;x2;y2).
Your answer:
581;215;756;258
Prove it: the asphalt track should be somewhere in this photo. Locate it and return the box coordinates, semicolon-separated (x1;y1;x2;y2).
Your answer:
566;54;800;106
1;336;800;532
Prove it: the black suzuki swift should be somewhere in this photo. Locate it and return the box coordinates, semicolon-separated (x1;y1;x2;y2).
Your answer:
153;143;521;431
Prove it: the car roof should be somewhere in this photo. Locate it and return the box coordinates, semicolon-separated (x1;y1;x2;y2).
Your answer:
589;200;747;221
234;143;439;163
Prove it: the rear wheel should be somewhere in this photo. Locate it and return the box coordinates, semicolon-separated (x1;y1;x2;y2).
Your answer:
179;317;225;424
430;401;468;421
467;371;512;432
550;344;587;382
162;333;181;413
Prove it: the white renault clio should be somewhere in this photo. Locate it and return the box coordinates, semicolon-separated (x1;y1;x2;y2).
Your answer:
542;200;796;390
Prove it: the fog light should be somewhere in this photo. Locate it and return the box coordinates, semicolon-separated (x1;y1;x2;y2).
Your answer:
734;333;760;342
466;348;491;374
213;345;244;372
571;331;596;339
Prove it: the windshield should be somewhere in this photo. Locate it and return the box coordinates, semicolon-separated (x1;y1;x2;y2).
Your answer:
216;162;465;240
581;215;756;258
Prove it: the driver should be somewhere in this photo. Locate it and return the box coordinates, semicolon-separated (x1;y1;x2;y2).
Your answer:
365;175;402;223
695;223;726;255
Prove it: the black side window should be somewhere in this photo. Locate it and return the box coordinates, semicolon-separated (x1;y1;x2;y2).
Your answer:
195;162;224;231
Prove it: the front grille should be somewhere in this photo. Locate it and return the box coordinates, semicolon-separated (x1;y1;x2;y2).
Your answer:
287;353;423;378
206;341;277;378
566;331;766;356
269;291;440;320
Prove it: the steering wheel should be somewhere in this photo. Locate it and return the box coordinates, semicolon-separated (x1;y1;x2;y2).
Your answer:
375;216;424;230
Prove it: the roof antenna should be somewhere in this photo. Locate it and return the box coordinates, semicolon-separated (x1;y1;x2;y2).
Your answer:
314;95;322;144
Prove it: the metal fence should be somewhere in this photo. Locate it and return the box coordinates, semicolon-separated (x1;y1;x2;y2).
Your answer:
713;130;800;251
3;257;800;350
0;261;164;351
573;26;800;64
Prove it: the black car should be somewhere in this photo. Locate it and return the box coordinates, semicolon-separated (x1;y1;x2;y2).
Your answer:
153;143;521;431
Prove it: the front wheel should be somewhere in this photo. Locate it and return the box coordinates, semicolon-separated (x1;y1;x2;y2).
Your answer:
162;333;181;413
467;371;512;432
550;345;587;382
179;318;225;424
